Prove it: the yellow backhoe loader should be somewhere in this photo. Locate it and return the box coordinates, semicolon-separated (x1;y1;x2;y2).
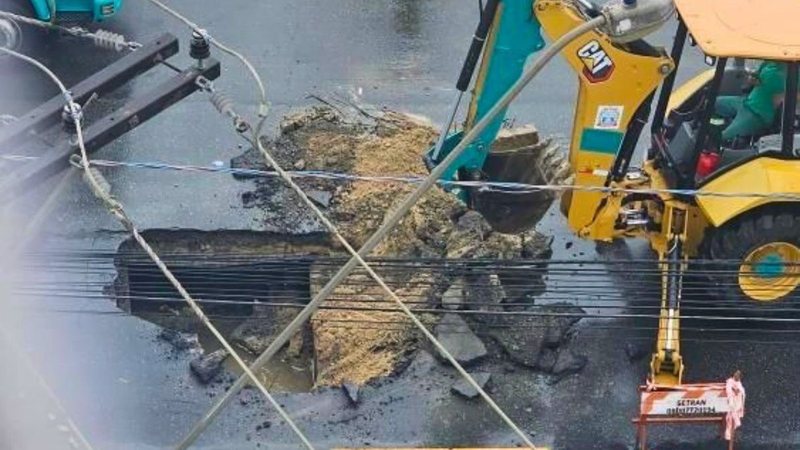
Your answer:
426;0;799;446
430;0;800;388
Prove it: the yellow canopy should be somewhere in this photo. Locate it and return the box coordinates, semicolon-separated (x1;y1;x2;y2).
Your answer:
675;0;800;61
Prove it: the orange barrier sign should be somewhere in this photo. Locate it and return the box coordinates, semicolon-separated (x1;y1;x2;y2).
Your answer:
641;382;730;417
635;383;734;450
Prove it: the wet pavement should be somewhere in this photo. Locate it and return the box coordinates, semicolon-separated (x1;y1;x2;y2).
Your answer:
1;1;800;449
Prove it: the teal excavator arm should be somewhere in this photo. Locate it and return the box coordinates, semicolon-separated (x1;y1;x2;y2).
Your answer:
425;0;545;198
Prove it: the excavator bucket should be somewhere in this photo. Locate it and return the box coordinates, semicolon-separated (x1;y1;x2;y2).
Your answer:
471;128;571;234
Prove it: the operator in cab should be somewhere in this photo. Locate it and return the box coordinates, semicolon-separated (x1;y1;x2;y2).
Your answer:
714;61;787;143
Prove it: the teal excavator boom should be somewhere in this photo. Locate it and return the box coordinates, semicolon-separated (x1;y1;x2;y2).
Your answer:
426;0;544;177
425;0;566;233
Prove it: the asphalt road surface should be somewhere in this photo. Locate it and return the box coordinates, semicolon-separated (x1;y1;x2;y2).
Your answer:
1;1;798;449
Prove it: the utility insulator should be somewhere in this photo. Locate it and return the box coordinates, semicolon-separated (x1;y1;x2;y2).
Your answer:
190;30;210;68
61;103;83;135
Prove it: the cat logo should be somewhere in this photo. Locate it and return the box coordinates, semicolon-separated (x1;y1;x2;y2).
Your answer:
577;40;614;83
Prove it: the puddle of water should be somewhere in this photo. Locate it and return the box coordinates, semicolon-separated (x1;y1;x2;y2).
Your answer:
135;311;315;393
196;323;314;393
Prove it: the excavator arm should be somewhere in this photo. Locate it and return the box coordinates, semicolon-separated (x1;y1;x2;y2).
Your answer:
536;0;673;239
424;1;760;446
424;0;560;233
427;0;672;235
425;0;545;186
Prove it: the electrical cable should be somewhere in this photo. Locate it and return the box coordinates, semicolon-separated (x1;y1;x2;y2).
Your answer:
9;284;785;305
21;249;800;267
0;113;17;126
15;271;800;303
15;259;800;279
14;291;798;311
0;45;315;450
15;255;800;290
13;287;800;323
22;251;797;268
141;0;268;117
0;48;96;450
177;13;610;450
5;3;792;447
0;9;142;51
9;306;800;347
5;4;778;448
7;154;800;202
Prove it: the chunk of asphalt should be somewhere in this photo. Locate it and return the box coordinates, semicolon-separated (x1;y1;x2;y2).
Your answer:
489;304;585;368
451;372;491;399
307;190;333;208
455;210;492;238
158;328;200;352
190;349;229;384
342;382;360;405
434;313;487;365
536;347;558;373
552;349;588;376
441;283;464;311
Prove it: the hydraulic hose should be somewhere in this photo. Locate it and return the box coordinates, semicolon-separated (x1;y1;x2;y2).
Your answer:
457;0;501;93
176;14;608;450
431;0;500;161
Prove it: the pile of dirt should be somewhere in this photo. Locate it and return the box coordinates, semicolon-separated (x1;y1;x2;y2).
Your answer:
234;104;559;386
309;266;440;386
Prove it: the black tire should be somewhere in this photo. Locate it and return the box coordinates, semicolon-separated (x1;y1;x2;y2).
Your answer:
699;209;800;307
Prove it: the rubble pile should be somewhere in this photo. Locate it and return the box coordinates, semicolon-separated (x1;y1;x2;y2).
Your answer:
234;105;573;386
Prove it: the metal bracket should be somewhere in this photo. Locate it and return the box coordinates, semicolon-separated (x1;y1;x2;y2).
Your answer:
0;33;221;200
0;33;179;149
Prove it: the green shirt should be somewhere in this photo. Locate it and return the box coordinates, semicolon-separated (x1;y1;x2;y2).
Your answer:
744;61;786;125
